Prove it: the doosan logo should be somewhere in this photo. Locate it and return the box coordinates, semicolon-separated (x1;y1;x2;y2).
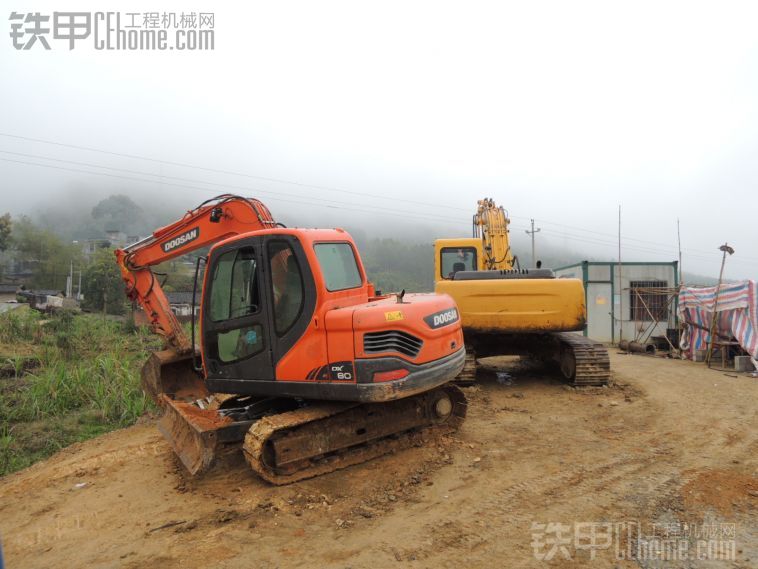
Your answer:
433;309;458;327
425;308;459;329
162;227;200;252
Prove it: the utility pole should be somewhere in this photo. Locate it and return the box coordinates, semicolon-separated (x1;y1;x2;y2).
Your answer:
525;219;541;267
618;205;623;345
705;243;735;366
67;260;73;298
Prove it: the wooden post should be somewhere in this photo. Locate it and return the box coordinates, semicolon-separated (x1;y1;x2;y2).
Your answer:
705;243;734;366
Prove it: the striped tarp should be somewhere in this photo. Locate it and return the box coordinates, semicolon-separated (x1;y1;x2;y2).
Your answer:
678;280;758;359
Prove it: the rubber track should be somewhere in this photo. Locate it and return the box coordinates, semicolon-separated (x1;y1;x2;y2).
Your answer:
242;385;467;485
553;332;611;386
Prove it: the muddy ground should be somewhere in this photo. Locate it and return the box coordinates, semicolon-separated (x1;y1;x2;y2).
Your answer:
1;353;756;568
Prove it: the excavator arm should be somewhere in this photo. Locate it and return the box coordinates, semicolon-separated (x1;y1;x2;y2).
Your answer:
115;194;276;353
473;197;515;270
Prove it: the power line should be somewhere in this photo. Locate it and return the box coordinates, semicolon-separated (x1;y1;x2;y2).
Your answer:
2;131;723;257
532;216;732;258
0;132;470;213
0;157;468;227
5;155;755;267
1;134;753;266
0;150;469;224
538;227;748;264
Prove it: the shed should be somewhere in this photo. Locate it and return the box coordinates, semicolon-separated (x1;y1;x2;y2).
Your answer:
19;289;74;312
554;261;679;344
165;291;199;318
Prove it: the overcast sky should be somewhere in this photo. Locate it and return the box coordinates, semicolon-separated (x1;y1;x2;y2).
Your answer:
1;1;757;278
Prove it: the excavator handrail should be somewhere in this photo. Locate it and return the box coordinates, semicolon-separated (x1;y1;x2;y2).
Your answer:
115;194;277;354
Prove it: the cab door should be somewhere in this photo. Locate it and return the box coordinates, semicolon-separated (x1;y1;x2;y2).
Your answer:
202;236;275;383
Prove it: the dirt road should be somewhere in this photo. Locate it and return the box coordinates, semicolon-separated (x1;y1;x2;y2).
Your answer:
1;353;756;568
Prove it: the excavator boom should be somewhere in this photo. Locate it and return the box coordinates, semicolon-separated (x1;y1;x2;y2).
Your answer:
116;195;276;353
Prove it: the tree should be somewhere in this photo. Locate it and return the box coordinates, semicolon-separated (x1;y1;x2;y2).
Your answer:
91;195;142;229
0;213;10;252
360;238;434;293
11;216;82;290
81;248;125;315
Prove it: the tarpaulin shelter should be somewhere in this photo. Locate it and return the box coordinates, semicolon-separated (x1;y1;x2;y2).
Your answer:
678;280;758;360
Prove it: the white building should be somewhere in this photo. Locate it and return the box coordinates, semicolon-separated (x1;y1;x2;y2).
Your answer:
554;261;679;344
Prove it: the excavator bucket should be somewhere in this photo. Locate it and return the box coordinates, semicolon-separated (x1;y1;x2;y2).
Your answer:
140;349;208;406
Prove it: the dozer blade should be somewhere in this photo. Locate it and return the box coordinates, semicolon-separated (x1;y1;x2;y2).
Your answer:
142;349;246;475
157;395;258;475
141;349;208;406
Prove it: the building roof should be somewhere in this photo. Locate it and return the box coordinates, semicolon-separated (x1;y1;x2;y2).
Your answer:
0;284;18;294
165;291;198;305
27;289;64;297
555;260;678;271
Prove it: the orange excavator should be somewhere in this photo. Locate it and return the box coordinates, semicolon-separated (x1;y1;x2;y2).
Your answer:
115;195;466;484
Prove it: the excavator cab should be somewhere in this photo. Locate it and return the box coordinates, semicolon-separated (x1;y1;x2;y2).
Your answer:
201;235;307;388
141;234;312;404
436;239;481;280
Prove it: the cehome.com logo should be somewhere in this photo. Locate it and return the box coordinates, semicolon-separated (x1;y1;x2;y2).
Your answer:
162;227;200;253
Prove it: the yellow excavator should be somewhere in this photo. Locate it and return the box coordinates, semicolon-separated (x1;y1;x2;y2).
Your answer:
434;198;610;386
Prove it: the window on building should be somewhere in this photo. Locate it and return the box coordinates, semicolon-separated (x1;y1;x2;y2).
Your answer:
629;280;668;321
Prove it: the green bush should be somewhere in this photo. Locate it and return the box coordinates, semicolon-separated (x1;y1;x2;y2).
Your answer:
0;310;160;476
0;308;41;344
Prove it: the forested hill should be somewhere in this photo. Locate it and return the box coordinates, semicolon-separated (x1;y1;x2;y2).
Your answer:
2;192;717;297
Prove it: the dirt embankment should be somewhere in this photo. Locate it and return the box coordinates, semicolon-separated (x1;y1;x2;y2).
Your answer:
1;353;756;568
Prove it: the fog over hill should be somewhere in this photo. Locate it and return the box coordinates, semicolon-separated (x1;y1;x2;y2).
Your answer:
11;186;726;292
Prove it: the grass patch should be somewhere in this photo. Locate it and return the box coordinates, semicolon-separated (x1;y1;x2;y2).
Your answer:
0;309;162;476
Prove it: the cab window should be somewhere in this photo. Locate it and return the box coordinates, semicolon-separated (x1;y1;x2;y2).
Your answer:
269;241;304;334
314;242;362;291
209;247;260;321
440;247;477;279
208;247;264;362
